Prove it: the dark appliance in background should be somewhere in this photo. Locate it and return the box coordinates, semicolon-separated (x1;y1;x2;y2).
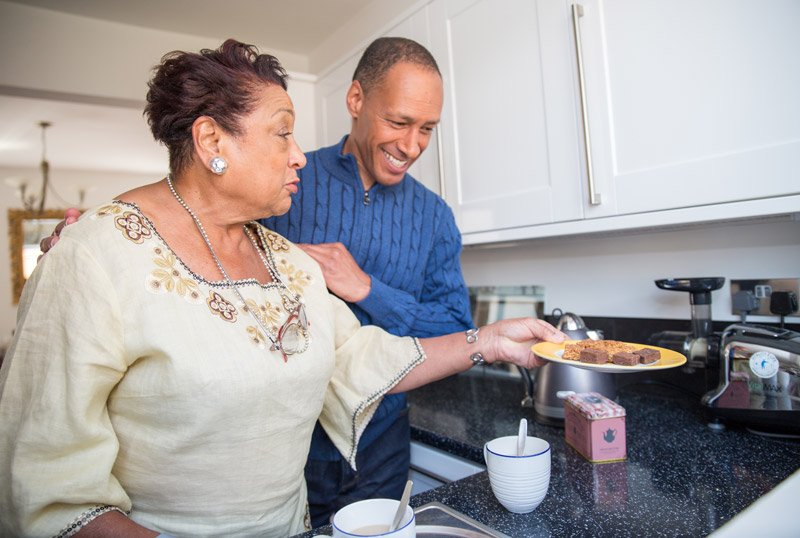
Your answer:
648;277;725;395
468;285;545;379
702;323;800;434
649;277;800;435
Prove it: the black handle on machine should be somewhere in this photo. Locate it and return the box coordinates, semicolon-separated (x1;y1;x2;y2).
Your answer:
770;291;798;328
654;277;725;305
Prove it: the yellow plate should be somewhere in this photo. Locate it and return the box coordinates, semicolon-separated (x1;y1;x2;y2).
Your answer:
531;340;687;373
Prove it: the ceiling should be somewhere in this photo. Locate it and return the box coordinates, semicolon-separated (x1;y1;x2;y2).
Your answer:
0;0;378;180
0;94;165;174
5;0;378;55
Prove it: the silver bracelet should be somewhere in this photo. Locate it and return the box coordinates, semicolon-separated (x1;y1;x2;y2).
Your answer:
55;505;129;538
465;328;486;366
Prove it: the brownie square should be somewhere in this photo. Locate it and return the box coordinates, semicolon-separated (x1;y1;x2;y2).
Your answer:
580;348;608;364
612;352;640;366
634;348;661;364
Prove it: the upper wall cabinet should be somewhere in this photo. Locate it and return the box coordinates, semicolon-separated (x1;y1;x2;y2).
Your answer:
429;0;587;235
429;0;800;244
578;0;800;215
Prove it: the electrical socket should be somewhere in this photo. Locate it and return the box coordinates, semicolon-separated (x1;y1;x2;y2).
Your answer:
730;278;799;316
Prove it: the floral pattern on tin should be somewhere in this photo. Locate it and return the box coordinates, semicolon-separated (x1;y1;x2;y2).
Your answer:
276;258;313;296
146;246;203;304
207;291;237;322
114;211;152;244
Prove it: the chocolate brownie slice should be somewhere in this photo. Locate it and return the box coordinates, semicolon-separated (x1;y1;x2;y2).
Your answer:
580;348;608;364
612;351;639;366
634;348;661;364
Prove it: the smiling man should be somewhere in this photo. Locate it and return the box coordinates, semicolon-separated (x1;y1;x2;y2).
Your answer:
261;37;473;527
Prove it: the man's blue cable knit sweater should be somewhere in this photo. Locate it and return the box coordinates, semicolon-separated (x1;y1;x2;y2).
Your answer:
261;136;473;460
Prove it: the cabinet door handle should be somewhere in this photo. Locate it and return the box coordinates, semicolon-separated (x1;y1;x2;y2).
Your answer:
571;3;601;205
436;125;446;199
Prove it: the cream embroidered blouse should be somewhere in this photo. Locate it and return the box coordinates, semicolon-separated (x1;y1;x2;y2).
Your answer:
0;201;425;538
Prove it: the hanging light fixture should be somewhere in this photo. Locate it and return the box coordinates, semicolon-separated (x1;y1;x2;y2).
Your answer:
6;121;53;214
36;120;51;214
5;120;88;213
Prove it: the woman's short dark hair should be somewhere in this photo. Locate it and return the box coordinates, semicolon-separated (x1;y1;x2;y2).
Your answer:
352;37;440;94
145;39;288;174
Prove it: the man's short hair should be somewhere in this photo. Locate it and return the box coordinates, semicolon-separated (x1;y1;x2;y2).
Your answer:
352;37;441;93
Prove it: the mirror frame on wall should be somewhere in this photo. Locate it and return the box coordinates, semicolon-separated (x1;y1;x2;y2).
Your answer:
7;208;65;305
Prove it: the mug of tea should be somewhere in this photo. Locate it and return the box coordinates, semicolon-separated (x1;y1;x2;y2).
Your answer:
330;498;415;537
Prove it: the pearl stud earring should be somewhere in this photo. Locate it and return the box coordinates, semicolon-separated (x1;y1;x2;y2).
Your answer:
209;156;228;175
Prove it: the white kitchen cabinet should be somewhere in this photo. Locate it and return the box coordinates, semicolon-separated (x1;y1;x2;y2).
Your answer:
576;0;800;216
429;0;587;234
314;4;443;195
429;0;800;244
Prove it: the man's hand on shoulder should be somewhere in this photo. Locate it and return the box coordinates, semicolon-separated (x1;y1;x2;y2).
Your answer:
39;208;82;258
297;242;371;303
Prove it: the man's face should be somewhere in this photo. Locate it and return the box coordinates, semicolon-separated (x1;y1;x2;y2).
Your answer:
344;62;443;189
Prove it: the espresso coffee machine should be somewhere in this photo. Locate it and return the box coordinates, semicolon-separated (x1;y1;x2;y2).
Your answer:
651;277;800;434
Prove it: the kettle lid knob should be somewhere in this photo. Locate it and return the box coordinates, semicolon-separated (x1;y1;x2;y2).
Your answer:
556;312;587;332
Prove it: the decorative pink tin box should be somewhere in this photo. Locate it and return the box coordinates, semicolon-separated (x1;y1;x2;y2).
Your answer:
564;392;626;463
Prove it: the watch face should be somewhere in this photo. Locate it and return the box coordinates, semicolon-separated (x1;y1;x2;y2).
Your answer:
749;351;780;379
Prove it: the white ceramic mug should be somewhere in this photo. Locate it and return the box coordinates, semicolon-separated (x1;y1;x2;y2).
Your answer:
483;435;551;513
331;498;415;537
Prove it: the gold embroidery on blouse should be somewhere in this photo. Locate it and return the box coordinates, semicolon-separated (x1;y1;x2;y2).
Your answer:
114;211;152;244
246;326;267;349
207;291;237;322
276;258;313;296
265;232;290;252
244;298;282;331
92;204;123;219
146;247;202;303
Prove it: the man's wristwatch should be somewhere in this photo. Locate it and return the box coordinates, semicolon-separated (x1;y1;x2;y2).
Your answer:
465;327;486;366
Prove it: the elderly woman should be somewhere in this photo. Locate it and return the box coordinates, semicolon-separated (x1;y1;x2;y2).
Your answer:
0;40;564;537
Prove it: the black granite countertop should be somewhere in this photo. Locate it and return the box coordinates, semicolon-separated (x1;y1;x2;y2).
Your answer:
298;370;800;538
405;370;800;537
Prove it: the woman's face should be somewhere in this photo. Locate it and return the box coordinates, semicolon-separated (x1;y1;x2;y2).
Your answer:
226;84;306;217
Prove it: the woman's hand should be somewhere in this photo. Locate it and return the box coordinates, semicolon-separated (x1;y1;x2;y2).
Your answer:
393;318;566;393
480;317;567;369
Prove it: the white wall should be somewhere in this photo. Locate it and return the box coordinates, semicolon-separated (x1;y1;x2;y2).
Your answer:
461;218;800;326
286;75;318;153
